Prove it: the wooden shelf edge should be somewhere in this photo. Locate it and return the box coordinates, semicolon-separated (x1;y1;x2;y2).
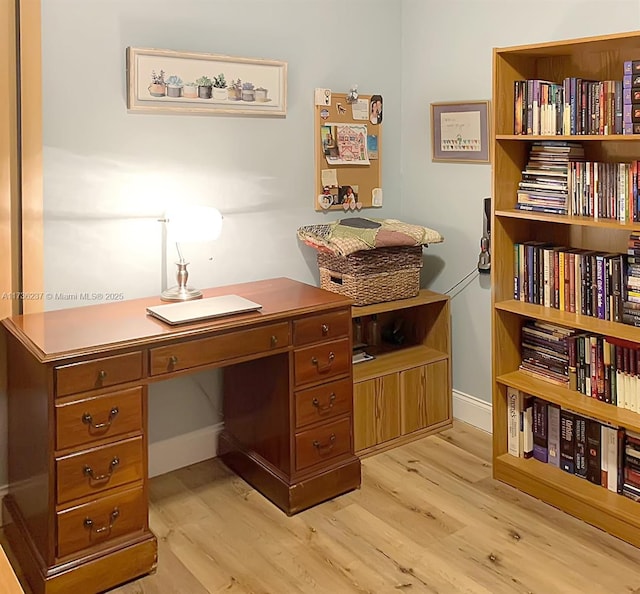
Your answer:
496;370;640;433
495;134;640;141
495;209;640;230
352;290;448;318
353;345;446;383
494;300;640;343
494;455;640;547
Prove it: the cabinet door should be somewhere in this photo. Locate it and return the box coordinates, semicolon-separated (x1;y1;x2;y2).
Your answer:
400;360;449;435
353;374;400;451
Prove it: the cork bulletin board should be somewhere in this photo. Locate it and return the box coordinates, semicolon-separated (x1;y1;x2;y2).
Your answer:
314;92;383;211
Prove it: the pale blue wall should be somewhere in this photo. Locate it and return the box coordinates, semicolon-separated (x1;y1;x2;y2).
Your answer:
400;0;640;407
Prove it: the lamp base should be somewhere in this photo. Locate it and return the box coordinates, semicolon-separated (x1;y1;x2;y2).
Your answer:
160;286;203;302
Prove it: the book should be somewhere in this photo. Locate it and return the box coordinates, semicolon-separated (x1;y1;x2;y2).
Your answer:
532;398;548;463
574;414;588;479
522;394;535;459
507;386;523;457
560;409;575;473
547;403;561;467
585;417;602;485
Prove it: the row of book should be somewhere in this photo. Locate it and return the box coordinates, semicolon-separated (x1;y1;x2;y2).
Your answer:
507;388;640;501
513;78;626;136
515;141;640;222
520;319;640;411
513;242;625;323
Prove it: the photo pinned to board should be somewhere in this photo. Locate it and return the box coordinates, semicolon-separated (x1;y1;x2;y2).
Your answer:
369;94;383;125
339;184;362;211
318;186;339;209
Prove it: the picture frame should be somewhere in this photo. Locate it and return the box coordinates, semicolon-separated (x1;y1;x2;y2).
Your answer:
126;47;287;117
430;100;490;163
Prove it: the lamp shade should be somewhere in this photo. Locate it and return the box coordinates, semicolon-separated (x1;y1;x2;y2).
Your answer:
165;206;223;243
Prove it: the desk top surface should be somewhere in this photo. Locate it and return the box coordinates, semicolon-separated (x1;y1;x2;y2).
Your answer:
1;278;352;361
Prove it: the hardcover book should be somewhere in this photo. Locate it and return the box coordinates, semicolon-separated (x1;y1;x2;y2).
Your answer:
560;409;575;473
547;403;561;467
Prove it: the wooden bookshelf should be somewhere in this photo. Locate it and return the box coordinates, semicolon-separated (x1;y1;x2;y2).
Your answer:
492;30;640;547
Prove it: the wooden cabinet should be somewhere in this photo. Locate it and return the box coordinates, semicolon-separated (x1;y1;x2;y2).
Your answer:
352;290;452;456
492;31;640;549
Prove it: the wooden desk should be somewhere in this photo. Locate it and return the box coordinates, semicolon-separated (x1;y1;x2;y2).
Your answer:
1;278;361;594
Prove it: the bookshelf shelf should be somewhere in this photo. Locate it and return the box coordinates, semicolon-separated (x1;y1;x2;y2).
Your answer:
497;370;640;434
497;134;640;142
496;209;640;230
492;30;640;549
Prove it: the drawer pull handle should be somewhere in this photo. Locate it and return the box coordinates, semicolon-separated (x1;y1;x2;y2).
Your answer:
271;335;278;347
84;507;120;535
98;370;107;381
169;355;178;367
312;392;336;412
82;406;119;431
311;352;335;373
313;433;337;451
83;457;120;482
321;324;329;335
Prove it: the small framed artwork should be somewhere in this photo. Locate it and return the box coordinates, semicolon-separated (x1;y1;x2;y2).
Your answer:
126;47;287;116
430;100;490;163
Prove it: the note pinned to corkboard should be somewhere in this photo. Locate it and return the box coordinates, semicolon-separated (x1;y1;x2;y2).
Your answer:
314;93;383;212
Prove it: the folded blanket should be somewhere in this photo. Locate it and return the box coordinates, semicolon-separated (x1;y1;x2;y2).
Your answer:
297;217;444;257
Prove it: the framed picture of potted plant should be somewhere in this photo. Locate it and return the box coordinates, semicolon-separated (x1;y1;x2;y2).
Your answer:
126;47;287;116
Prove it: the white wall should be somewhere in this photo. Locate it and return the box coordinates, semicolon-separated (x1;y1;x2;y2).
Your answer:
400;0;640;408
1;0;639;489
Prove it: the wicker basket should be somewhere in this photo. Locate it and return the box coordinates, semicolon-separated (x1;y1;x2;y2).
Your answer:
317;246;423;305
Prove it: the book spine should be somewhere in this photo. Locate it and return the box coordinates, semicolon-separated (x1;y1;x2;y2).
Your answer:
507;386;522;457
574;414;588;478
560;409;575;473
547;403;561;467
533;398;548;463
586;417;602;485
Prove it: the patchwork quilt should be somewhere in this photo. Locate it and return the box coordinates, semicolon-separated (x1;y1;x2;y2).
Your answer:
297;217;444;257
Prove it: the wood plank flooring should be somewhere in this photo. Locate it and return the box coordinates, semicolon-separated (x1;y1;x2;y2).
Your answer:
5;420;640;593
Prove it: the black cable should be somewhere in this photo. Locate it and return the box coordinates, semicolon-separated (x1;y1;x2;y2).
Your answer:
444;268;479;296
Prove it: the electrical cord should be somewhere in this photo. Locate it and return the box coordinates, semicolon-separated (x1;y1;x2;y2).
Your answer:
444;267;479;298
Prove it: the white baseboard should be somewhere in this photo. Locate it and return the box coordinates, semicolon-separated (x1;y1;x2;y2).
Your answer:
4;400;490;489
453;389;492;433
148;423;223;478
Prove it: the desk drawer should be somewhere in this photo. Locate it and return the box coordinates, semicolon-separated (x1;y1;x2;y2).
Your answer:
56;436;144;505
295;417;351;471
294;337;350;386
293;310;350;346
55;387;143;451
150;322;290;375
56;485;146;558
56;352;143;397
295;377;352;428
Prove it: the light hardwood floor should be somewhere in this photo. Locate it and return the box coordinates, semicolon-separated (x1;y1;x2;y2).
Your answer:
5;421;640;593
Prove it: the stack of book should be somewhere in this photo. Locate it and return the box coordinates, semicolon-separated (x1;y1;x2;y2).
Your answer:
625;231;640;326
520;320;577;386
516;142;584;215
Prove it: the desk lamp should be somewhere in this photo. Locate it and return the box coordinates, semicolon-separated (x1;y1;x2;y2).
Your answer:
161;206;223;302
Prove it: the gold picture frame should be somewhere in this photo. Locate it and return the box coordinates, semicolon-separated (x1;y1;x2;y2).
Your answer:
126;47;287;117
